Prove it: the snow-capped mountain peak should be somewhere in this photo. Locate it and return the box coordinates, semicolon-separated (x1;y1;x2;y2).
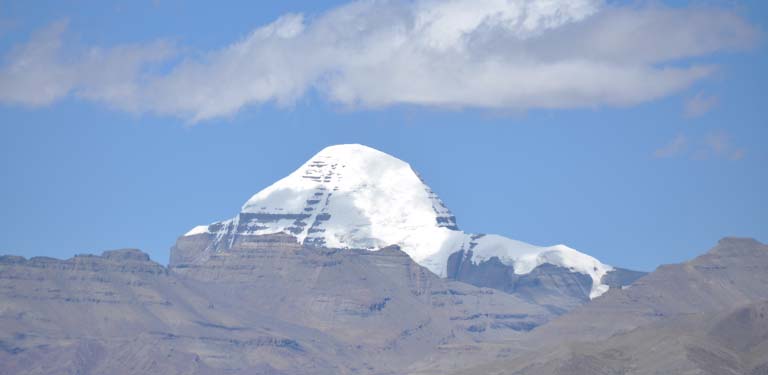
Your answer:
237;144;459;260
185;144;613;298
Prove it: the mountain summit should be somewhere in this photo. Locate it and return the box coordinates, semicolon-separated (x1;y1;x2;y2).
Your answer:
180;144;614;298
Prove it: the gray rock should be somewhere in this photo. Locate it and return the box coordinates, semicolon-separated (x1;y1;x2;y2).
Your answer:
447;250;645;313
599;267;647;290
0;233;551;375
2;236;764;375
445;237;768;375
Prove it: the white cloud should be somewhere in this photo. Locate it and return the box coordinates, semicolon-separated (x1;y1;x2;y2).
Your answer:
0;1;758;121
684;93;719;118
0;20;174;108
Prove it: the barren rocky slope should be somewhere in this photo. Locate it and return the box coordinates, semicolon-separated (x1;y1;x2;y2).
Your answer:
448;237;768;375
1;234;550;375
1;236;765;374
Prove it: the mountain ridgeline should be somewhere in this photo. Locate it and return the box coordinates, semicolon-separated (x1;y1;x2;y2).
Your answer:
1;144;765;375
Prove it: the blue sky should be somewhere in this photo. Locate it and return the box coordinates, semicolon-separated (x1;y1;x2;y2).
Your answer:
0;0;766;271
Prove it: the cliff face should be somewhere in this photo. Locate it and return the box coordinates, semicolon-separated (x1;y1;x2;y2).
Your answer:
448;249;594;312
0;234;551;375
2;237;766;375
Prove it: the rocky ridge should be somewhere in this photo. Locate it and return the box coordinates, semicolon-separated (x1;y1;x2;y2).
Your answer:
1;233;552;375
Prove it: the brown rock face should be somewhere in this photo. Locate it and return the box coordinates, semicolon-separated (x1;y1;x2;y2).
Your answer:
0;233;551;375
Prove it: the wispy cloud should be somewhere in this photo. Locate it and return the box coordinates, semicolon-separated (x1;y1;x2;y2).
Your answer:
684;93;719;118
654;134;687;159
701;131;746;160
0;1;758;122
655;131;746;160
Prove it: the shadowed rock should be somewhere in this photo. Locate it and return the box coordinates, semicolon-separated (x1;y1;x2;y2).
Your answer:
447;250;645;313
444;237;768;375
